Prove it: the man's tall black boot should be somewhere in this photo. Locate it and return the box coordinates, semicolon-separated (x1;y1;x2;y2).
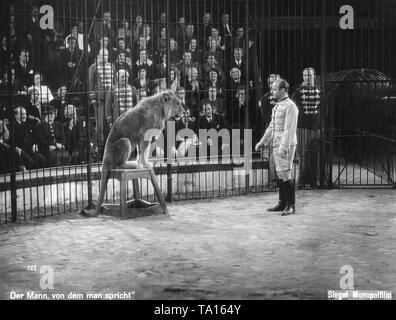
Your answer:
281;180;296;216
267;180;286;212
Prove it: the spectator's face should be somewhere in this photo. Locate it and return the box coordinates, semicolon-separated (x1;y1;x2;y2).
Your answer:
98;50;109;63
303;69;315;85
34;74;41;86
118;72;128;85
186;25;194;36
118;28;126;39
203;13;211;24
209;71;218;82
170;39;176;50
71;26;78;37
101;37;109;48
191;68;198;80
20;51;28;63
160;13;166;23
31;90;40;102
221;14;230;24
231;69;241;80
170;69;175;80
1;37;6;47
32;7;39;19
238;89;245;101
205;105;212;117
143;26;151;37
190;39;197;50
234;48;243;60
209;88;217;100
139;36;146;48
103;12;111;22
177;90;185;100
45;112;56;124
139;69;146;79
139;50;147;62
60;86;67;97
118;39;125;49
15;108;27;123
178;17;185;26
78;22;84;33
118;53;126;63
237;28;244;38
211;28;219;38
136;15;143;25
161;28;167;39
183;53;192;64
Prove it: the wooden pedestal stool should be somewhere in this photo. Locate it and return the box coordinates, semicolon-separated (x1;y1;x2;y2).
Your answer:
98;168;169;219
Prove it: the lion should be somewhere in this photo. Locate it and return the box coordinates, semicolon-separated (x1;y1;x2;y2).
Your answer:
95;90;184;215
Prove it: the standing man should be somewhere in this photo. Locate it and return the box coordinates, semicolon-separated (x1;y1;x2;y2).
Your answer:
255;79;299;216
291;67;322;188
89;48;114;149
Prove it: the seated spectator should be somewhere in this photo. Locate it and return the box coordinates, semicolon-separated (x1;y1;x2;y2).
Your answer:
201;86;225;117
26;87;43;123
169;66;180;92
59;36;83;88
206;38;223;64
155;27;168;57
173;109;198;159
188;38;204;64
205;69;225;95
154;78;168;94
0;119;25;173
228;47;246;81
175;17;186;48
209;27;225;52
132;35;154;63
154;52;168;79
197;103;227;159
112;37;131;61
116;28;131;51
114;51;132;78
233;26;252;51
228;67;243;91
199;13;212;49
51;84;72;123
10;106;46;169
105;69;137;124
184;67;203;117
132;67;155;97
169;38;181;65
142;24;154;53
0;68;28;106
63;104;96;165
118;20;133;48
27;72;54;105
65;25;91;53
178;51;202;84
36;104;69;167
202;53;225;83
184;23;195;50
133;49;154;79
176;86;187;109
13;49;34;88
92;11;116;53
132;15;144;44
230;85;247;129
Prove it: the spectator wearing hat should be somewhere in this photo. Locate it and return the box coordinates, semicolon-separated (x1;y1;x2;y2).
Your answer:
7;107;45;170
36;104;69;167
